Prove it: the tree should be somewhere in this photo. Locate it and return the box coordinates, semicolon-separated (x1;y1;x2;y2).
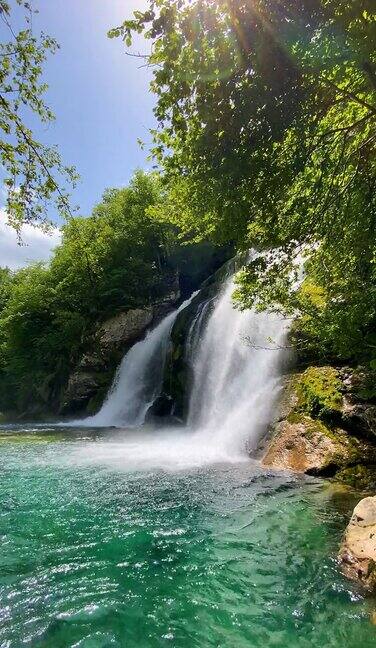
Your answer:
0;0;78;230
117;0;376;364
50;171;174;317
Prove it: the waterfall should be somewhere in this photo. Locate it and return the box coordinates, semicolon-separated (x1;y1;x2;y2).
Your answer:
78;295;197;428
65;262;290;469
186;278;289;456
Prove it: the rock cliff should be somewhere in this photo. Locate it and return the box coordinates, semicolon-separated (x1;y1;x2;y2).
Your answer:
60;307;155;415
59;245;233;418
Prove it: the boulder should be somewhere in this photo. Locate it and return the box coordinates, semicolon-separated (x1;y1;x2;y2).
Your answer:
262;366;376;478
262;416;376;475
340;367;376;440
262;417;338;474
60;371;100;413
343;399;376;440
339;496;376;591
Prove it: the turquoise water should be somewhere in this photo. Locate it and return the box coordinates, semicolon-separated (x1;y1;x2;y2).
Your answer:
0;426;375;647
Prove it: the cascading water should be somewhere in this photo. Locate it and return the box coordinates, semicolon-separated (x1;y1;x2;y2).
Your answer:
186;277;289;457
78;294;197;428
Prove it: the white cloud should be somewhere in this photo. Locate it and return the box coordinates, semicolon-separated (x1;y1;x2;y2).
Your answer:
0;211;61;270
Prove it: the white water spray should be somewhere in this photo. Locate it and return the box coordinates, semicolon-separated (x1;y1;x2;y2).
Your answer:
186;278;289;457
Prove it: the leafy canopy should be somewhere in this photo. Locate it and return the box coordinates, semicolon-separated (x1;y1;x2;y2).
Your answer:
117;0;376;364
0;0;78;229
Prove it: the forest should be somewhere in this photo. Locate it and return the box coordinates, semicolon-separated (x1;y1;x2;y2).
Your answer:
0;0;375;415
0;170;229;413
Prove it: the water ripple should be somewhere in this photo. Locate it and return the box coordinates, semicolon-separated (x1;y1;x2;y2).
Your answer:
0;435;374;647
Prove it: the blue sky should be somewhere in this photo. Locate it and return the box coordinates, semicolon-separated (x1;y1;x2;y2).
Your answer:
1;0;156;267
36;0;155;216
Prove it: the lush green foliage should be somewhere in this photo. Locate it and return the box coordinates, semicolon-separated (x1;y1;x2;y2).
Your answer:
119;0;376;365
0;0;77;228
0;172;180;413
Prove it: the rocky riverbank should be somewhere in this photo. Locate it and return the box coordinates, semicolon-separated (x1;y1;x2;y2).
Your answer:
261;366;376;594
262;366;376;485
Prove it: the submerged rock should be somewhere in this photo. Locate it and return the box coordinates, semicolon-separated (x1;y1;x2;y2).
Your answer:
339;496;376;591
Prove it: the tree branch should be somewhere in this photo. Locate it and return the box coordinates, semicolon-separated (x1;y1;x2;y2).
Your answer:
320;76;376;115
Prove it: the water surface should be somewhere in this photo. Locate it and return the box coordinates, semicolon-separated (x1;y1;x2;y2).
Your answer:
0;425;374;647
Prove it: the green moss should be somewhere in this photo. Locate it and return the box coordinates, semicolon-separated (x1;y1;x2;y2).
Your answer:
305;417;330;438
295;366;343;419
335;465;376;491
286;411;303;425
286;411;334;440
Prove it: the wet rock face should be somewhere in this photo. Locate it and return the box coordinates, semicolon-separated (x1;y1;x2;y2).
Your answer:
98;308;153;354
61;372;100;414
60;307;154;415
339;496;376;591
159;285;218;420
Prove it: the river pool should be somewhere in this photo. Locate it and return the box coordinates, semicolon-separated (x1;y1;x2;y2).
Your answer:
0;425;374;647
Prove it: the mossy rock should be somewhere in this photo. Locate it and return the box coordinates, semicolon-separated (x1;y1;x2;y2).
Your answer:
266;410;376;475
284;413;368;469
349;368;376;403
287;411;329;438
295;366;343;419
335;465;376;492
